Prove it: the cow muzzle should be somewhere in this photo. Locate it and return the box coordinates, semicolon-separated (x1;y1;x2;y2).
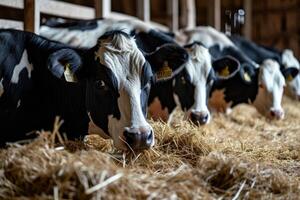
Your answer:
190;111;210;125
269;108;284;120
123;127;154;151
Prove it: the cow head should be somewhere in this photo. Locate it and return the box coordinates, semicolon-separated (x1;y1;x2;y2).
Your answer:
252;59;298;119
281;49;300;100
174;42;239;125
48;30;187;151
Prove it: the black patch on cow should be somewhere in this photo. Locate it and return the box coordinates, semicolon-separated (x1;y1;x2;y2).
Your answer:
282;67;299;80
229;35;282;64
145;43;189;83
135;29;175;53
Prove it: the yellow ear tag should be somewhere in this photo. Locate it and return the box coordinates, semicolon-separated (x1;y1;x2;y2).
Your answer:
243;72;251;82
287;74;294;82
219;66;230;77
156;61;173;80
64;63;77;82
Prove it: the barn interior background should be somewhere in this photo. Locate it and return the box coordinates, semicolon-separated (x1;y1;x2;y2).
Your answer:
1;0;300;199
0;0;299;57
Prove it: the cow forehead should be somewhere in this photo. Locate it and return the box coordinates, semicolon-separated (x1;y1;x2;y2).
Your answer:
185;44;212;83
95;34;146;86
260;59;285;89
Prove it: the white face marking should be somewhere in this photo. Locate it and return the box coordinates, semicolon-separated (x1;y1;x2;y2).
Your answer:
0;78;4;97
209;89;233;113
282;49;300;69
11;50;33;84
94;34;154;150
253;59;285;119
281;49;300;99
185;44;212;123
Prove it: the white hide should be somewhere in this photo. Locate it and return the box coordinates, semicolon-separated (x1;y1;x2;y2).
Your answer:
177;26;235;49
253;59;285;119
11;50;33;84
0;78;3;97
93;33;154;150
281;49;300;98
282;49;300;69
40;19;153;48
184;44;212;123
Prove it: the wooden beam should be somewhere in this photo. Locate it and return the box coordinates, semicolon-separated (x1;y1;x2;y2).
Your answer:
0;19;23;30
0;0;95;20
167;0;179;31
208;0;221;31
109;12;169;31
243;0;252;39
137;0;150;22
94;0;111;18
40;0;95;19
0;0;23;9
24;0;40;33
180;0;196;29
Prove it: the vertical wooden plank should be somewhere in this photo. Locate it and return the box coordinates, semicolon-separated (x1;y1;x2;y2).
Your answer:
137;0;150;22
24;0;40;33
94;0;111;18
180;0;196;29
243;0;252;39
167;0;179;31
208;0;221;30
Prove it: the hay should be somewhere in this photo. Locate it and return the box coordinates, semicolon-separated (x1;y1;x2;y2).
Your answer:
1;96;300;199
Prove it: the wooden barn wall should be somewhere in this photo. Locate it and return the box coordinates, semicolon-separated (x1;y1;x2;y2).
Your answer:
195;0;300;58
1;0;299;57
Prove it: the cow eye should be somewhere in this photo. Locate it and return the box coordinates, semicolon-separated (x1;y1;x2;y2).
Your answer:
95;80;106;90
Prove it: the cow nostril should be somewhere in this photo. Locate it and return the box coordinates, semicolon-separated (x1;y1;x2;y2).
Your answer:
124;130;135;146
202;114;209;121
270;110;276;117
146;130;153;144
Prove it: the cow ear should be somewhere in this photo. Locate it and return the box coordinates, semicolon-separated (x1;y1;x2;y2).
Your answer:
145;43;189;83
47;48;82;82
213;56;240;80
239;64;256;84
282;67;299;82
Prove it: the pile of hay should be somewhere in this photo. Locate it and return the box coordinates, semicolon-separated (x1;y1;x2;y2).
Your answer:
1;97;300;199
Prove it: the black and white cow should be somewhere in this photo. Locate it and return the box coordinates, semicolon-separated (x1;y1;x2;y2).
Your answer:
180;26;299;119
229;35;300;100
0;29;188;150
40;18;240;125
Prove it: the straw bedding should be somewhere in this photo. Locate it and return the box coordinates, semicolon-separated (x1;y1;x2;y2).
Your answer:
1;97;300;199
